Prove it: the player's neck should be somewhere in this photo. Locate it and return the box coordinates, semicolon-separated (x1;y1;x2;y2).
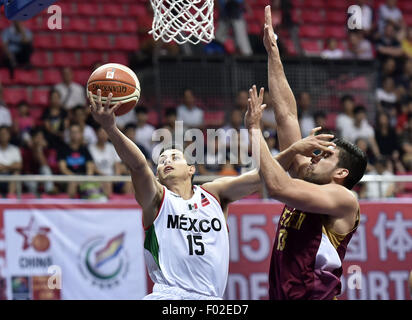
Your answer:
166;179;194;200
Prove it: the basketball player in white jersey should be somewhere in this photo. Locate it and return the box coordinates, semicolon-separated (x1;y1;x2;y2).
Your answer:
89;89;335;300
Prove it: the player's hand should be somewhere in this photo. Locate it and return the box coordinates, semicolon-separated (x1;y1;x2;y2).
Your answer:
245;85;266;130
291;127;335;158
88;89;122;130
263;5;279;55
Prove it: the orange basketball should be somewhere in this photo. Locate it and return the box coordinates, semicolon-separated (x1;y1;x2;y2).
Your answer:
87;63;141;116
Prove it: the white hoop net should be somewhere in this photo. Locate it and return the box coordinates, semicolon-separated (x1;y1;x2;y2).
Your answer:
149;0;214;45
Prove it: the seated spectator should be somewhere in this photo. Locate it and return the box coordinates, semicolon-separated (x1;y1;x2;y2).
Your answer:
357;0;373;37
313;110;333;133
0;84;12;128
163;107;177;133
362;157;396;199
64;105;97;146
135;106;155;154
218;158;238;176
88;126;122;197
215;0;252;56
177;88;204;130
378;0;403;34
0;126;22;196
355;137;375;171
336;95;355;137
401;27;412;58
343;31;374;60
115;106;136;131
396;59;412;96
123;123;150;160
378;57;397;87
22;127;57;194
341;105;381;158
297;92;315;137
42;89;68;148
197;136;226;176
375;111;399;157
54;67;86;111
261;91;276;134
376;21;403;62
234;89;249;116
57;123;95;198
400;112;412;170
264;131;279;157
220;108;248;151
1;21;33;77
376;76;398;111
321;38;343;60
12;100;34;145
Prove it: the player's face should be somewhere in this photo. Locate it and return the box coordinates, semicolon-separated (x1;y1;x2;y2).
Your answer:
303;148;340;185
157;149;193;183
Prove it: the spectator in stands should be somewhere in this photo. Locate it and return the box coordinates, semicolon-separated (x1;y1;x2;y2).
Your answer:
376;76;398;111
215;0;252;56
123;123;150;160
177;88;204;130
163;107;177;133
54;67;86;111
341;105;381;159
355;137;375;170
88;126;122;197
343;31;374;60
0;126;22;196
58;123;95;198
197;136;226;176
65;105;97;146
375;111;399;157
0;85;12;129
234;89;249;115
313;110;333;134
362;157;396;199
23;127;57;194
377;0;403;34
264;131;279;157
42;89;68;148
379;57;397;87
401;27;412;58
1;21;33;77
12;100;34;145
321;38;343;60
221;108;247;147
376;21;403;62
400;112;412;170
135;106;155;154
336;95;355;137
297;91;315;137
115;107;136;131
396;59;412;96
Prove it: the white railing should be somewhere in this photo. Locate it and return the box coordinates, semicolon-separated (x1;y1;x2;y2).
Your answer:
0;174;410;199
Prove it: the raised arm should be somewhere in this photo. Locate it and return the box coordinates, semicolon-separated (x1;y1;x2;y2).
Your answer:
264;5;309;177
89;90;163;227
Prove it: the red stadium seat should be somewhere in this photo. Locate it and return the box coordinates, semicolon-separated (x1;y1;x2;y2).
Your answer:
0;69;13;85
302;0;325;8
73;69;91;85
247;22;261;35
32;89;50;107
204;111;225;127
284;39;297;56
326;112;337;130
404;14;412;26
95;18;120;32
88;35;112;50
33;34;59;49
3;88;29;106
122;19;138;33
43;69;62;85
300;10;324;24
80;52;105;67
61;34;85;50
398;1;412;13
102;4;127;17
299;25;323;38
301;40;321;55
67;18;93;32
324;26;348;39
14;70;42;85
325;10;348;24
114;36;139;51
77;3;101;16
147;111;159;127
325;1;349;10
59;2;76;15
107;53;128;65
53;52;79;67
31;51;51;67
128;4;147;17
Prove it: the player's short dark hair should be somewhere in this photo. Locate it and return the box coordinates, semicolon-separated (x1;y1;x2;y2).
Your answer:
333;138;367;189
159;143;194;183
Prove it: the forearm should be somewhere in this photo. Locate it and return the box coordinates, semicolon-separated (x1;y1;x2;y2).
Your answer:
105;125;148;172
6;162;22;172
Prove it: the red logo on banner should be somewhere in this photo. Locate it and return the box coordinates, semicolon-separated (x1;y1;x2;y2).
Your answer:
16;217;51;252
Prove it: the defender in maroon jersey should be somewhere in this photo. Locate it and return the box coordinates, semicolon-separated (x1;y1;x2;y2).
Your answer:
245;6;368;300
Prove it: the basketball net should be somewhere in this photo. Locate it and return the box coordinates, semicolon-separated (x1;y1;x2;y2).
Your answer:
149;0;214;45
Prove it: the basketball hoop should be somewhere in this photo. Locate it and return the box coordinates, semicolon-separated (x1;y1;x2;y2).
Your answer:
149;0;214;45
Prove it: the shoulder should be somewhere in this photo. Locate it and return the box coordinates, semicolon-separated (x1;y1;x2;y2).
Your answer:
323;183;359;213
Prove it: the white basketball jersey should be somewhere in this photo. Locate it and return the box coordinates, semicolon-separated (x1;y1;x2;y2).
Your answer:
144;185;229;298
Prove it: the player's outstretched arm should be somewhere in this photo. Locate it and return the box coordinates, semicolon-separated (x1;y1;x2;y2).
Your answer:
89;90;163;226
246;85;357;222
264;5;309;177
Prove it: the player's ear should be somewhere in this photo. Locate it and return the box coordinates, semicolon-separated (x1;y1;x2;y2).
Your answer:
189;164;196;177
334;168;349;181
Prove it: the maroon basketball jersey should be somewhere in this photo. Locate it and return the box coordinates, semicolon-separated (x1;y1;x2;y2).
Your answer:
269;205;359;300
